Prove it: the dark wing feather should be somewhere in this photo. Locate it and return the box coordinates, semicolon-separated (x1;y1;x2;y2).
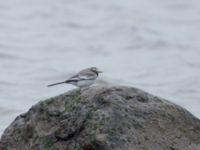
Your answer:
66;72;96;83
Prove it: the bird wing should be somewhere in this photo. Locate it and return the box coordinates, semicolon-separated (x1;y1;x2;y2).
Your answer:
66;72;96;82
66;74;79;82
78;73;96;80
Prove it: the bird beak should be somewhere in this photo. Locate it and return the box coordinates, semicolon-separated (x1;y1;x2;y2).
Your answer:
98;70;103;73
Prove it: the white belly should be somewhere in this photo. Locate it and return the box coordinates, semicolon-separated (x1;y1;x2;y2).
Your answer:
77;80;95;87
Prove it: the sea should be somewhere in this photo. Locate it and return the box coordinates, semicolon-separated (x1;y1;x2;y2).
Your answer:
0;0;200;135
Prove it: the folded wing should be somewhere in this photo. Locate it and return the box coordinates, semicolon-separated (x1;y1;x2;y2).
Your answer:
66;72;97;83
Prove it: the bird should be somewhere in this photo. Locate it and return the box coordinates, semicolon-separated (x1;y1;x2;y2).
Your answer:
47;67;102;88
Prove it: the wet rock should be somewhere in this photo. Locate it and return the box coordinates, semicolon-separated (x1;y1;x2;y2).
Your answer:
0;85;200;150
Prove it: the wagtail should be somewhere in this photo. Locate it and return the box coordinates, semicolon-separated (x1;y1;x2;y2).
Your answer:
48;67;102;88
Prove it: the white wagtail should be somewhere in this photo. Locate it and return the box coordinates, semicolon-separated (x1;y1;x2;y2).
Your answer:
48;67;102;88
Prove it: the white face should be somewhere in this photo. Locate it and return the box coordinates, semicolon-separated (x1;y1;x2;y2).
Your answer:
90;67;102;73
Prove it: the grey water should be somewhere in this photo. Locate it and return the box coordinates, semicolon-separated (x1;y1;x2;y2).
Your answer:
0;0;200;135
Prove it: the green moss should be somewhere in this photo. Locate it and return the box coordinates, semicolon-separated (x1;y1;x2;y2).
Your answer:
94;123;102;131
153;96;163;103
63;90;82;112
107;128;116;136
169;146;176;150
46;99;54;106
65;103;78;112
43;138;54;148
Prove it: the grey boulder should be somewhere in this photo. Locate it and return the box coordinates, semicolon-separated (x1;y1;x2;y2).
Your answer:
0;86;200;150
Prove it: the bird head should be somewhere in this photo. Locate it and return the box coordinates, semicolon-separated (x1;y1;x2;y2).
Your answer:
90;67;103;75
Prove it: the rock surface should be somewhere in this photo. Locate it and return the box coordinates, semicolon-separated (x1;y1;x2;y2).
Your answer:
1;86;200;150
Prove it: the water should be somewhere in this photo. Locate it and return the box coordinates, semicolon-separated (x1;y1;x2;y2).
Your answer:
0;0;200;135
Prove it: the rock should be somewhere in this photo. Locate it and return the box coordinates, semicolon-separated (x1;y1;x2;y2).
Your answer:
0;85;200;150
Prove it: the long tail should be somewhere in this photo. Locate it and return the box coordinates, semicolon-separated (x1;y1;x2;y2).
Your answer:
47;81;66;87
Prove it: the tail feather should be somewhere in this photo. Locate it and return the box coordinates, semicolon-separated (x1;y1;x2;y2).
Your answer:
47;81;66;87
